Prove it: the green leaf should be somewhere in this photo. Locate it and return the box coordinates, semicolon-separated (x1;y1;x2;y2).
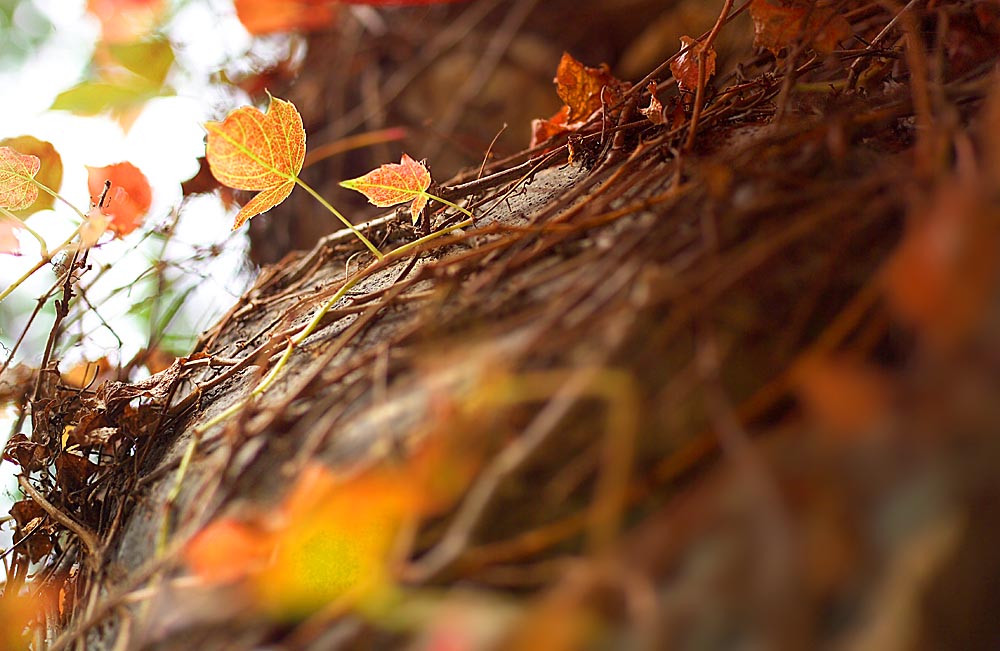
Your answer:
50;81;173;117
107;38;175;87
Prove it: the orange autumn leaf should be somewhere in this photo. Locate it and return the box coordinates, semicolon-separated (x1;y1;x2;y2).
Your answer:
530;105;571;149
792;353;891;437
0;137;62;217
504;595;599;651
206;93;306;230
186;433;479;618
257;464;415;617
87;0;165;43
185;464;414;618
530;53;626;147
750;0;852;56
555;51;623;123
234;0;339;36
0;590;42;651
670;36;717;93
882;180;1000;350
0;147;41;211
185;518;274;584
234;0;469;35
340;154;432;224
86;162;152;237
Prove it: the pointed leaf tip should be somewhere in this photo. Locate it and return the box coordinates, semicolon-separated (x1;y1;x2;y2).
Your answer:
340;154;431;224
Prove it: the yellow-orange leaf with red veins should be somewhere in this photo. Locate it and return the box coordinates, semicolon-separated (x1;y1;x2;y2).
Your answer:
0;147;41;211
0;136;62;217
670;36;717;93
555;52;623;122
206;93;306;230
750;0;852;56
340;154;431;224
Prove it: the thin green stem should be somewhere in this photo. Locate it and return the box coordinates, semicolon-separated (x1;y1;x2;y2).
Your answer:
205;120;383;260
32;180;90;222
157;212;475;552
294;177;383;260
423;191;474;219
291;276;365;347
0;227;81;303
387;217;473;259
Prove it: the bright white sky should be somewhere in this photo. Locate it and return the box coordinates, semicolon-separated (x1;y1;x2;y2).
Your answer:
0;0;292;547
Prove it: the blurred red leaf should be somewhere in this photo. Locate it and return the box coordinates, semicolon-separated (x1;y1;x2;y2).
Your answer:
883;179;1000;350
185;518;274;584
792;353;891;437
749;0;851;56
186;432;479;618
670;36;717;93
340;153;432;224
234;0;340;35
86;162;152;237
235;0;469;35
86;0;165;43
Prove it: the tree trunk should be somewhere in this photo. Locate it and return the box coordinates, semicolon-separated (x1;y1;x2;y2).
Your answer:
15;3;1000;650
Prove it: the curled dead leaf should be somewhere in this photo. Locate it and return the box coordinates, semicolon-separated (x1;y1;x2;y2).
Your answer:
640;82;665;125
749;0;852;56
670;36;717;93
555;51;625;122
